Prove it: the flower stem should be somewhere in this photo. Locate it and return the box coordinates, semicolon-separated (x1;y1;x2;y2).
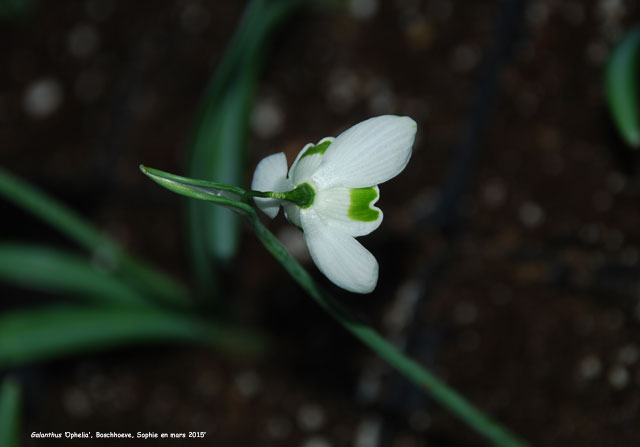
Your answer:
139;166;528;446
249;213;528;447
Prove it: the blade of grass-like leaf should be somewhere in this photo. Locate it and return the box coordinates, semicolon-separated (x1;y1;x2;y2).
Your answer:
605;26;640;148
247;213;528;447
0;377;21;447
0;306;267;367
189;74;256;266
0;243;149;308
0;168;189;307
186;0;305;295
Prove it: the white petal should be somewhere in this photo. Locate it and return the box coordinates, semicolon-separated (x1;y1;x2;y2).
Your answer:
251;152;293;218
283;201;302;229
289;137;334;185
301;209;378;293
311;115;416;189
314;186;382;237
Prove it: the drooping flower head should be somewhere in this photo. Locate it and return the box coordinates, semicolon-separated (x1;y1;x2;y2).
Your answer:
251;115;417;293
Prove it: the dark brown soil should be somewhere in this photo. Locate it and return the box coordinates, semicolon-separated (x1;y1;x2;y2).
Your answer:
3;0;640;446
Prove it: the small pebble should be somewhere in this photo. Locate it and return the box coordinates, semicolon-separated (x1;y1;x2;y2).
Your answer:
327;69;360;114
234;370;261;398
348;0;378;20
181;2;210;34
519;201;545;228
252;96;284;139
450;44;480;73
67;23;100;58
608;365;629;389
62;387;92;418
297;403;326;432
23;78;64;118
367;81;396;115
618;344;639;365
266;415;292;440
354;418;381;447
579;355;601;380
302;436;332;447
454;300;477;325
482;178;507;208
585;40;608;66
605;172;626;193
525;1;549;28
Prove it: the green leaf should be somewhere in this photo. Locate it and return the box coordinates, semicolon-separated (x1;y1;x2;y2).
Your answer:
0;168;189;307
605;26;640;148
186;0;305;294
0;0;34;20
0;243;149;308
0;306;267;367
0;377;21;447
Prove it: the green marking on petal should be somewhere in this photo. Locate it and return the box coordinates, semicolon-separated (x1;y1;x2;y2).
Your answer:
349;187;380;222
300;140;331;160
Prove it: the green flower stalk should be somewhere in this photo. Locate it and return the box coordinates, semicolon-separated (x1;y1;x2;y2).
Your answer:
140;116;528;447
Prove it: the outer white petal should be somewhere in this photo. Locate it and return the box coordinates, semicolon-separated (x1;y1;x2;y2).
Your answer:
314;186;382;237
301;209;378;293
283;201;301;229
251;152;293;218
289;137;334;185
310;115;417;189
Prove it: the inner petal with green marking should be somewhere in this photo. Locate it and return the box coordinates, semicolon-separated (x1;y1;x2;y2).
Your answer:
300;139;332;159
349;187;380;222
290;137;334;185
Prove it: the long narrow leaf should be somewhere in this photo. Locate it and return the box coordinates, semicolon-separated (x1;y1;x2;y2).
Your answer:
186;0;305;295
0;168;189;307
605;26;640;148
0;243;149;308
0;376;21;447
0;306;267;367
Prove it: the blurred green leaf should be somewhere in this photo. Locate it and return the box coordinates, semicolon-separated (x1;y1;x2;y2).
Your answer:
0;306;267;367
605;25;640;148
0;376;21;447
0;243;149;308
187;0;305;294
0;168;189;308
0;0;34;20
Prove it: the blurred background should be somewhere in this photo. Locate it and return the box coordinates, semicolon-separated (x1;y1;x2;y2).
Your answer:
2;0;640;445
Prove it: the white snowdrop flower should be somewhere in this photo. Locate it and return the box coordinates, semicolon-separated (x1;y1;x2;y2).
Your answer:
251;115;417;293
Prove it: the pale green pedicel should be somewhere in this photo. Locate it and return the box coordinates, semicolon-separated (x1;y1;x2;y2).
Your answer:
349;187;380;222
